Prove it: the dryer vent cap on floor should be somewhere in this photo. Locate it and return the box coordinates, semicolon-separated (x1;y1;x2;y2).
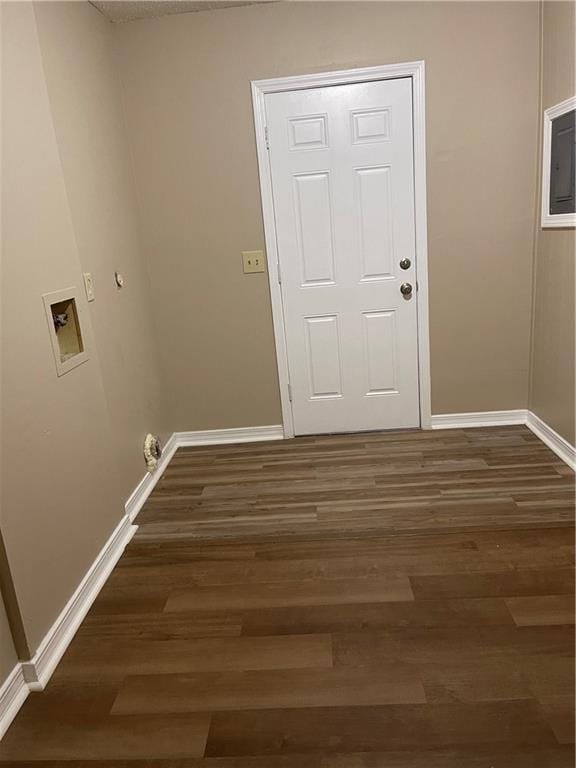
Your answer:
144;433;162;472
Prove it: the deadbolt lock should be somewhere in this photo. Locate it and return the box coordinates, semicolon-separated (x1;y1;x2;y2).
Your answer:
399;258;411;270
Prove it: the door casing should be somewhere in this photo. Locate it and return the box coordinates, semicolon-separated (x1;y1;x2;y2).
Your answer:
251;61;431;438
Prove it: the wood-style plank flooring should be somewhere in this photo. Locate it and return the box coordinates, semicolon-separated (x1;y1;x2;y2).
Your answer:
1;426;574;766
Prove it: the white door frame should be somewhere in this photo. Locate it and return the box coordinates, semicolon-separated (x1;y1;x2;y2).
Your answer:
251;61;431;438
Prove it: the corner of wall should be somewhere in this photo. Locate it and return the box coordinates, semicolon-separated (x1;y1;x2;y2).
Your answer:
527;0;545;409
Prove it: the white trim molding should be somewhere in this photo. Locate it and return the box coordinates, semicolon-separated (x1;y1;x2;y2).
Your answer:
431;410;528;430
526;411;576;470
175;424;284;447
251;61;432;436
541;95;576;228
0;664;28;740
20;513;135;691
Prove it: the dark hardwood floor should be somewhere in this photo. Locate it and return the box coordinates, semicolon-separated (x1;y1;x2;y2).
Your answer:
1;425;574;766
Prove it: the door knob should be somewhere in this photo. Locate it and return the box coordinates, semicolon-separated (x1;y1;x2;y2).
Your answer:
399;258;411;270
400;282;413;296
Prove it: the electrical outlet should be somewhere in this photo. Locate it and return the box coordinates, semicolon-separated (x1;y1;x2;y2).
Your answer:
242;250;266;274
83;272;95;302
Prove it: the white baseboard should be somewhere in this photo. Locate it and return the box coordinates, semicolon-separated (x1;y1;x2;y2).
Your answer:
431;410;529;430
526;411;576;471
0;664;28;740
20;513;135;692
125;433;179;522
175;424;285;447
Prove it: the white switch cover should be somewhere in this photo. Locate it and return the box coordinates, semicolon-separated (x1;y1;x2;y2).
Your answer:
242;250;266;274
83;272;95;302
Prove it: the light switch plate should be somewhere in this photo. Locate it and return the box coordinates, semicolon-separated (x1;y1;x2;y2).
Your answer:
83;272;95;302
242;250;266;274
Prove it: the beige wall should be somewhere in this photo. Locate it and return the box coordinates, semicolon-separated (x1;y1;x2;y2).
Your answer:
0;0;166;667
529;0;576;445
114;1;540;428
34;1;168;496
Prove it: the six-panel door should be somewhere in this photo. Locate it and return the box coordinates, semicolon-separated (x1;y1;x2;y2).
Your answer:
266;78;420;435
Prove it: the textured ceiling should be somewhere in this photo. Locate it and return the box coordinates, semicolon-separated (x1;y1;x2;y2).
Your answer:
90;1;268;23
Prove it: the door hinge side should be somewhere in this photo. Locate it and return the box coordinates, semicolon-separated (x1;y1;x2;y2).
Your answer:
287;383;293;402
277;261;282;284
264;126;270;150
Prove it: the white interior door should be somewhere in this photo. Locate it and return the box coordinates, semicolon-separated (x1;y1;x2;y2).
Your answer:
266;77;420;435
